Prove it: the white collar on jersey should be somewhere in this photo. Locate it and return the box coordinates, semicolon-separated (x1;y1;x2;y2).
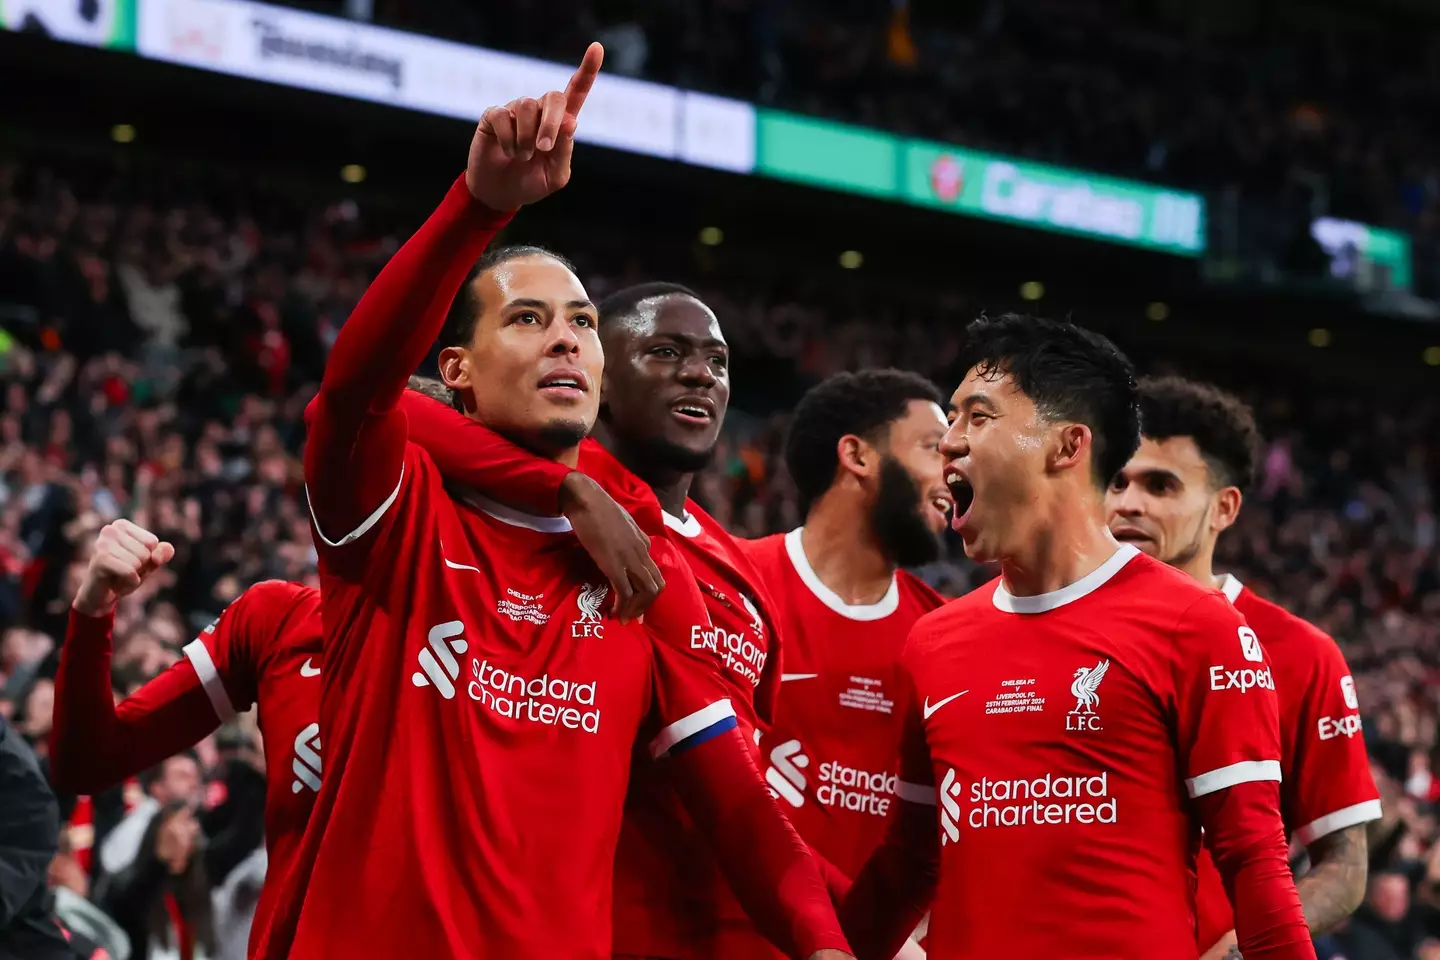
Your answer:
451;486;573;534
991;543;1141;615
784;527;900;621
1218;573;1244;603
663;510;703;538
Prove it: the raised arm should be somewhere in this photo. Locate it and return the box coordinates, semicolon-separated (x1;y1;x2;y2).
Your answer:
306;44;604;557
51;519;214;794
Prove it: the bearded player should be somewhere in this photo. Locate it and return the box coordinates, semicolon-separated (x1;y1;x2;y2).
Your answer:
273;47;849;960
838;313;1313;959
1106;376;1378;959
741;371;948;872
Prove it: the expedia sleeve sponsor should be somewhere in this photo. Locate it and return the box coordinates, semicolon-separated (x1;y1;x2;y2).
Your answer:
1207;664;1274;693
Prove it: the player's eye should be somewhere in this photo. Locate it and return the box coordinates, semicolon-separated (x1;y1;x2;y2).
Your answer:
650;347;679;359
572;314;595;328
514;311;540;325
709;354;728;369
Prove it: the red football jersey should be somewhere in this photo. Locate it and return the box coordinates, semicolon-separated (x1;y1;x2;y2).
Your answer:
612;501;785;957
183;580;322;955
1192;575;1382;951
740;528;943;878
897;546;1284;958
262;446;732;960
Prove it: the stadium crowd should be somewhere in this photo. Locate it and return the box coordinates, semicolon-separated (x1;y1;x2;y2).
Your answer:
1;130;1439;957
339;0;1440;239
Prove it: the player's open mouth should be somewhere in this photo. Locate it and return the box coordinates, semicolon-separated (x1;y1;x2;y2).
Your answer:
927;489;954;522
945;467;975;529
538;368;590;400
1110;525;1153;545
669;396;716;426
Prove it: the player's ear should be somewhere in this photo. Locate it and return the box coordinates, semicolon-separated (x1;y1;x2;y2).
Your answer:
438;346;474;401
1050;422;1091;475
1211;486;1243;534
836;433;877;482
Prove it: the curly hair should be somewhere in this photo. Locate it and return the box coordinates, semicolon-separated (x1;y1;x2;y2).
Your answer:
1137;376;1262;490
784;369;944;514
957;313;1140;487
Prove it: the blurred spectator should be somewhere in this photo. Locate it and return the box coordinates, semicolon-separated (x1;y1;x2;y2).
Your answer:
0;714;76;960
100;800;214;960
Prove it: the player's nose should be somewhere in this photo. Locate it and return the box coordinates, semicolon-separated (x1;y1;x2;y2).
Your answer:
545;318;582;355
939;421;968;457
676;353;716;387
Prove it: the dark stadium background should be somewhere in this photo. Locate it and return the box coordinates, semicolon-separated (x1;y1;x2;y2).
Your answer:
1;1;1438;958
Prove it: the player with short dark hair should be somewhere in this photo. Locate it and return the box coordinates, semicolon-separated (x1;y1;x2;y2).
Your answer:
839;314;1314;959
399;279;859;958
1108;376;1378;960
277;48;850;960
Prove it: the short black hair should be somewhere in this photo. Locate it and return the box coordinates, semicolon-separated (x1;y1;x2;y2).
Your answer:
597;282;700;334
440;244;577;348
958;313;1140;487
1137;376;1262;490
785;369;945;514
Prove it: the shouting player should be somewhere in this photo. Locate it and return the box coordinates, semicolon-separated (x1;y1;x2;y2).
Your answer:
1107;376;1379;959
743;371;948;876
52;519;321;957
838;313;1314;959
280;47;850;960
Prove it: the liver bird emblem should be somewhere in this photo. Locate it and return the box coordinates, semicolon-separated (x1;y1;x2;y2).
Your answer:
1070;659;1110;715
576;583;608;624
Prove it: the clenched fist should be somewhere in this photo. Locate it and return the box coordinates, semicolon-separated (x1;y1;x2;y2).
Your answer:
72;519;175;618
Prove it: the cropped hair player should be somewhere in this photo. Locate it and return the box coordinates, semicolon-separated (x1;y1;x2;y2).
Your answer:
838;314;1313;960
1107;377;1378;960
944;312;1140;575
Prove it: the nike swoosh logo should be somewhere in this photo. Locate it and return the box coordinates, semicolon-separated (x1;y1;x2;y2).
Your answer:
444;557;481;574
922;690;968;719
300;658;320;678
781;673;819;682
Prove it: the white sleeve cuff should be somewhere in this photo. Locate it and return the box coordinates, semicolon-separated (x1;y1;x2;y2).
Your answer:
896;780;937;805
183;639;237;723
1186;759;1282;798
306;464;404;547
1296;799;1383;845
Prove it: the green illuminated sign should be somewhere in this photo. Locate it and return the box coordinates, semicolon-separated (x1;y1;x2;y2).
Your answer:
755;110;1206;256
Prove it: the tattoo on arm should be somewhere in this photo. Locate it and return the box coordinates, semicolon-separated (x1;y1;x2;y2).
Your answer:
1223;947;1242;960
1298;823;1369;934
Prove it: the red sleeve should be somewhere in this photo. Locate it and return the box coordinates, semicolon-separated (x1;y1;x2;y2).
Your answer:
50;609;220;795
671;727;851;958
837;661;939;960
398;389;574;516
1287;634;1381;845
1173;596;1309;957
182;580;311;719
641;539;736;759
1198;780;1315;959
1173;595;1284;797
305;175;511;568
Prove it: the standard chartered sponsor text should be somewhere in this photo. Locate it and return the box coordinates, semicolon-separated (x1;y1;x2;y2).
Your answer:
818;761;895;816
967;771;1117;828
690;624;767;686
467;658;600;733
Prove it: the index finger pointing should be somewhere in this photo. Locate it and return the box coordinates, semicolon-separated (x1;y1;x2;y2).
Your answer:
563;42;604;118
